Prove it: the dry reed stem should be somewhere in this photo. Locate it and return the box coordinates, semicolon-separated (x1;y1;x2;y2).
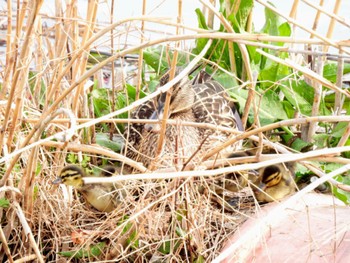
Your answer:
203;115;350;161
153;52;180;169
0;0;43;152
1;0;13;98
13;255;38;263
337;122;350;148
0;108;76;185
84;145;350;184
335;53;345;113
301;0;350;29
256;0;349;54
13;202;45;263
0;226;13;263
310;0;323;38
307;50;325;142
2;114;350;170
289;0;299;19
0;35;206;185
24;28;350;133
42;141;147;172
200;0;253;82
214;163;350;263
257;48;348;95
72;0;98;116
302;161;350;191
323;0;341;53
241;71;258;129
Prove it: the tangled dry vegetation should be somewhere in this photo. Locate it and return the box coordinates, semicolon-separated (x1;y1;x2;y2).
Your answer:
1;0;350;262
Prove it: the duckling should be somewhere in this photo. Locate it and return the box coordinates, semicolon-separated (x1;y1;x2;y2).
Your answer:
52;165;125;212
253;163;296;203
212;151;259;194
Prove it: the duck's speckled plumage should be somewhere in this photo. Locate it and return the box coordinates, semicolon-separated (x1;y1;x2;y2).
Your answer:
124;69;243;169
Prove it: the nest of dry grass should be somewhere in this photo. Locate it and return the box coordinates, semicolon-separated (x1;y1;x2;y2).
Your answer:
30;164;255;262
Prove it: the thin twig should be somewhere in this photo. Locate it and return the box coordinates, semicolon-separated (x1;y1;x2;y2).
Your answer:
84;146;350;183
14;202;45;263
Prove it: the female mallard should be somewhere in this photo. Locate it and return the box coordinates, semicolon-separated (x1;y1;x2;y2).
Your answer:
124;69;243;169
253;163;296;202
53;165;126;212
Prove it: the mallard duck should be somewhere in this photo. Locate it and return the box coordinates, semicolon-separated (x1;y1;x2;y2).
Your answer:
124;69;243;169
253;163;296;203
53;165;125;212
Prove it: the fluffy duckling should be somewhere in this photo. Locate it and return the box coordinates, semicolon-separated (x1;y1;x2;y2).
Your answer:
253;163;296;203
214;151;258;194
53;165;125;212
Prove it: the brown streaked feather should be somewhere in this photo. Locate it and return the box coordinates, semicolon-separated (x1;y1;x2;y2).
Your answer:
124;69;243;168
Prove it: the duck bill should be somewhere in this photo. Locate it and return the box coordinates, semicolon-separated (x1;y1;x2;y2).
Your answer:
144;103;166;133
52;177;63;185
253;182;267;194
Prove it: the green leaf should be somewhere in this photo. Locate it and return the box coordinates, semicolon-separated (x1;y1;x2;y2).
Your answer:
91;88;110;117
280;81;314;116
258;89;289;120
261;2;285;36
323;62;350;83
0;198;10;208
195;8;209;30
230;88;288;125
125;84;147;101
58;242;106;259
235;0;254;29
96;133;123;152
175;227;186;238
67;154;78;164
158;240;181;255
331;122;348;138
194;255;206;263
290;138;313;152
158;241;171;254
143;46;189;72
332;175;350;204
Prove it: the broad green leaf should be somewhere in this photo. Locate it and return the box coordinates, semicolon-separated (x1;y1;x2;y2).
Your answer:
235;0;254;28
332;175;350;204
194;255;206;263
125;83;147;101
331;122;348;138
96;133;123;152
58;242;105;259
259;60;278;87
91;88;110;117
323;62;350;83
261;5;280;35
175;227;187;238
313;133;330;148
195;8;209;30
290;138;313;152
158;240;181;255
231;88;288;125
0;198;10;208
143;47;189;72
280;81;314;116
143;47;168;71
